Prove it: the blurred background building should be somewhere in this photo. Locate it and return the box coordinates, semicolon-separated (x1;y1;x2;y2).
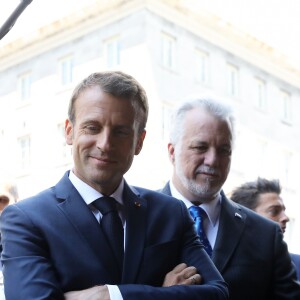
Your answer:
0;0;299;252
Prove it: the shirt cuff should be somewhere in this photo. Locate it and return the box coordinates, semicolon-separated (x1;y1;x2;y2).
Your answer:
107;285;123;300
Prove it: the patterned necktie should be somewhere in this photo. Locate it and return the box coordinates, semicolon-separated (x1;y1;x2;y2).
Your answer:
93;196;124;274
189;206;213;257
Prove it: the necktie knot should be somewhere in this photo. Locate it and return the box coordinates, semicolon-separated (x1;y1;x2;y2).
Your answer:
93;196;118;215
189;205;206;220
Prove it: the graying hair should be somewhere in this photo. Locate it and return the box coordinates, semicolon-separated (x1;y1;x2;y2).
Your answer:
169;97;235;145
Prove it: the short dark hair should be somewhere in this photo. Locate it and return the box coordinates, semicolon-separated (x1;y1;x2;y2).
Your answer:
68;71;149;133
230;178;281;210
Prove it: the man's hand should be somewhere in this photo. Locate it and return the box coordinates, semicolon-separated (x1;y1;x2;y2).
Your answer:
64;285;110;300
163;263;202;287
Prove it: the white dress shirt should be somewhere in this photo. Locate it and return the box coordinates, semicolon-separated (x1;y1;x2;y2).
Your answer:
69;171;124;300
169;181;221;249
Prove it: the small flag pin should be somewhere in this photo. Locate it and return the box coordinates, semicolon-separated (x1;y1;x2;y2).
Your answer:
235;212;242;219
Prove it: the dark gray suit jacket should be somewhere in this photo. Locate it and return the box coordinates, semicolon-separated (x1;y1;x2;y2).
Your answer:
160;182;300;300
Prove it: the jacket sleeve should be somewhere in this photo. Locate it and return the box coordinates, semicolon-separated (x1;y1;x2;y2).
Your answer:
0;204;64;300
272;225;300;299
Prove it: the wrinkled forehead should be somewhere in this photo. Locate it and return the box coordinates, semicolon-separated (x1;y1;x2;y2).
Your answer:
183;108;233;142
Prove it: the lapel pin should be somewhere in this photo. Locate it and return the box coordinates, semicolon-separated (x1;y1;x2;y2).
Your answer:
134;201;141;207
235;212;242;219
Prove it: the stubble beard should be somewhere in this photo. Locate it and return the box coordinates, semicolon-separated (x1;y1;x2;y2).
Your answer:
175;159;219;203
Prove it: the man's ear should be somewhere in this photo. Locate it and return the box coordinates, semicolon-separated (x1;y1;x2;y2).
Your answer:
135;130;146;155
168;143;176;164
65;119;73;145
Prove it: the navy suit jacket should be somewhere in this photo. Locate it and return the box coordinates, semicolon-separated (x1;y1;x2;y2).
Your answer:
291;253;300;281
160;182;300;300
0;172;228;300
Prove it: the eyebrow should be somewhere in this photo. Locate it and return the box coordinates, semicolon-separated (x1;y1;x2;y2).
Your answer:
267;204;284;210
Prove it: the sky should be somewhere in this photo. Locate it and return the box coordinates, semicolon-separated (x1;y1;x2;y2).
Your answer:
1;0;300;67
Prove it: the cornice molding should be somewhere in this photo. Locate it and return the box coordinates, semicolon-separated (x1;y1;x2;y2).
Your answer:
146;0;300;88
0;0;144;71
1;0;299;88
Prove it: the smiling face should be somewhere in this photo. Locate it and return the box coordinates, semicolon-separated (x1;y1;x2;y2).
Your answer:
65;85;145;195
169;107;232;203
255;193;290;233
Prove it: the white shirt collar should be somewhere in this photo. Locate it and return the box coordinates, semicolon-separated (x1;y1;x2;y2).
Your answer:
169;180;221;227
69;170;124;206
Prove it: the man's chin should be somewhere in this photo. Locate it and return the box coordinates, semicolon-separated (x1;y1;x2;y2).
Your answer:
188;185;220;201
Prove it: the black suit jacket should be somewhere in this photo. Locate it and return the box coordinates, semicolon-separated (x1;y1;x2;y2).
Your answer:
0;172;228;300
160;182;300;300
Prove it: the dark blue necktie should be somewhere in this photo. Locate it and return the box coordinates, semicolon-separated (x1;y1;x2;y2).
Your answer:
189;206;213;257
93;196;124;274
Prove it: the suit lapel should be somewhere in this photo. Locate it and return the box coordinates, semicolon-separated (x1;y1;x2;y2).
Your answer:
121;183;147;284
212;192;247;272
161;183;247;273
54;172;120;282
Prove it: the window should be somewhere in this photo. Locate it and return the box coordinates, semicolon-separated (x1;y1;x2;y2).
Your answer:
254;78;267;110
18;73;32;102
195;49;209;84
161;33;176;70
226;63;239;97
281;150;292;186
59;56;73;86
280;90;292;123
17;135;31;170
104;36;120;68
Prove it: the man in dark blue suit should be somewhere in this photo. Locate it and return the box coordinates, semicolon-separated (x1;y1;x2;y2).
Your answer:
159;97;300;300
230;177;300;281
0;72;228;300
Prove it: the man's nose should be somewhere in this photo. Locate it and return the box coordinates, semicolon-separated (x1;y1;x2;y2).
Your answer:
281;211;290;223
96;129;113;152
204;149;217;165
